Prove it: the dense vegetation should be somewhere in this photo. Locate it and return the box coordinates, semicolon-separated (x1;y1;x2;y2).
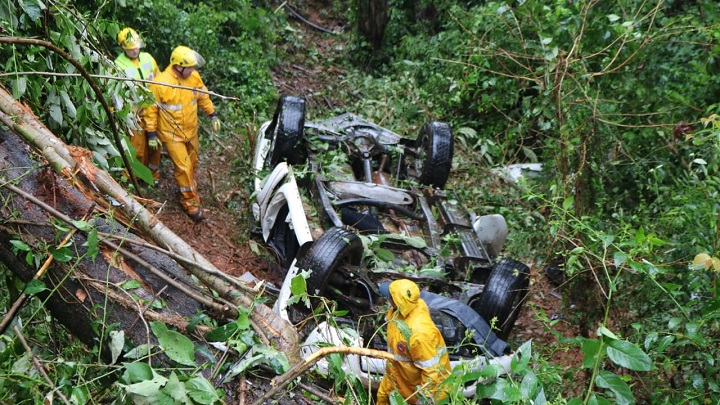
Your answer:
1;0;720;403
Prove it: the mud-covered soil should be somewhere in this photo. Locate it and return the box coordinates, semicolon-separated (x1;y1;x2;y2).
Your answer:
144;1;584;403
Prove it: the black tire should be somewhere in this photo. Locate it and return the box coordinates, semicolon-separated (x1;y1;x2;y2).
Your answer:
296;227;364;296
266;95;306;167
471;258;530;340
268;205;301;270
413;121;453;189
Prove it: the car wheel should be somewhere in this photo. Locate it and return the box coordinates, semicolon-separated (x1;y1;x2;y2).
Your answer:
296;227;364;296
268;205;301;269
413;121;453;189
266;95;306;167
471;258;530;340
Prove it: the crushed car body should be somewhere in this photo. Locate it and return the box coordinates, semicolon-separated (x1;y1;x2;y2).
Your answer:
251;95;530;396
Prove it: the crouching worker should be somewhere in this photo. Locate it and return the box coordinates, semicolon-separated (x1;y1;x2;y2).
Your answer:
144;45;221;223
377;279;452;404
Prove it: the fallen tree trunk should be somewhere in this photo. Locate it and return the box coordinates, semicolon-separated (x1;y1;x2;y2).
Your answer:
0;87;299;362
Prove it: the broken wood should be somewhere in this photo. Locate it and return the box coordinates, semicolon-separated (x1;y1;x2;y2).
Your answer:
251;346;393;405
0;208;89;334
0;87;300;362
0;36;142;194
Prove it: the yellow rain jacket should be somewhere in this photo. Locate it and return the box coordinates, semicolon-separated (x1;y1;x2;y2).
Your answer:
114;52;159;81
114;52;161;179
377;279;451;405
144;67;215;143
145;67;215;213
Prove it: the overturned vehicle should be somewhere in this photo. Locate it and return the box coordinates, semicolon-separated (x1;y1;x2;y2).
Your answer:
251;95;530;394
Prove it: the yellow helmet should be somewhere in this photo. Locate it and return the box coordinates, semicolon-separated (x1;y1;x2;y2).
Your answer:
170;46;206;68
117;27;144;50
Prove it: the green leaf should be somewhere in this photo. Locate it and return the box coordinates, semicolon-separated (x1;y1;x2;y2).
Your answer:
237;311;251;330
587;394;613;405
376;247;395;262
606;339;653;371
117;372;169;405
389;390;405;405
512;340;532;372
49;103;63;126
544;46;559;61
290;273;307;296
205;322;238;342
595;370;634;405
597;326;619;340
614;251;627;267
403;235;426;248
162;373;192;405
23;279;47;295
562;196;574;210
187;312;209;333
327;352;345;378
25;250;36;267
121;279;142;290
185;377;221;405
124;344;149;360
520;370;538;398
255;345;290;373
60;90;77;119
72;220;93;232
385;233;427;248
668;317;682;329
150;322;196;366
71;385;90;405
487;378;523;402
51;247;73;262
85;229;100;260
222;354;264;383
607;14;621;22
12;77;27;98
109;330;125;365
128;155;155;186
123;362;154;383
394;319;412;344
634;227;645;244
10;240;31;252
19;0;44;22
580;338;603;368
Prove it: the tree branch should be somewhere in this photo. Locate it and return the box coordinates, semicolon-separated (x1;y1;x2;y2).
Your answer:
0;36;142;196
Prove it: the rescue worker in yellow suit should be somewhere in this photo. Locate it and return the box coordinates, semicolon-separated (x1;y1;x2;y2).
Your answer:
144;46;220;223
377;279;452;404
114;27;162;183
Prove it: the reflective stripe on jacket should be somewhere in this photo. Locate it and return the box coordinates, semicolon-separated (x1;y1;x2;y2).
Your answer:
377;279;451;405
114;52;159;81
144;67;215;143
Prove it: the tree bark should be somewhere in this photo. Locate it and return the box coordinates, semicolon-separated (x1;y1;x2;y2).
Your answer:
357;0;389;49
0;88;299;363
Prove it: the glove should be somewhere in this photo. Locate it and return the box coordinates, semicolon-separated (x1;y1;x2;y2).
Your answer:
211;115;221;132
147;132;160;150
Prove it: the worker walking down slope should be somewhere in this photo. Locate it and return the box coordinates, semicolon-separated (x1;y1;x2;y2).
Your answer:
114;27;162;183
377;279;452;404
144;45;221;223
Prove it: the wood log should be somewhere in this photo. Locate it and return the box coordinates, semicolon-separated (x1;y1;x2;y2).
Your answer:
0;87;300;363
